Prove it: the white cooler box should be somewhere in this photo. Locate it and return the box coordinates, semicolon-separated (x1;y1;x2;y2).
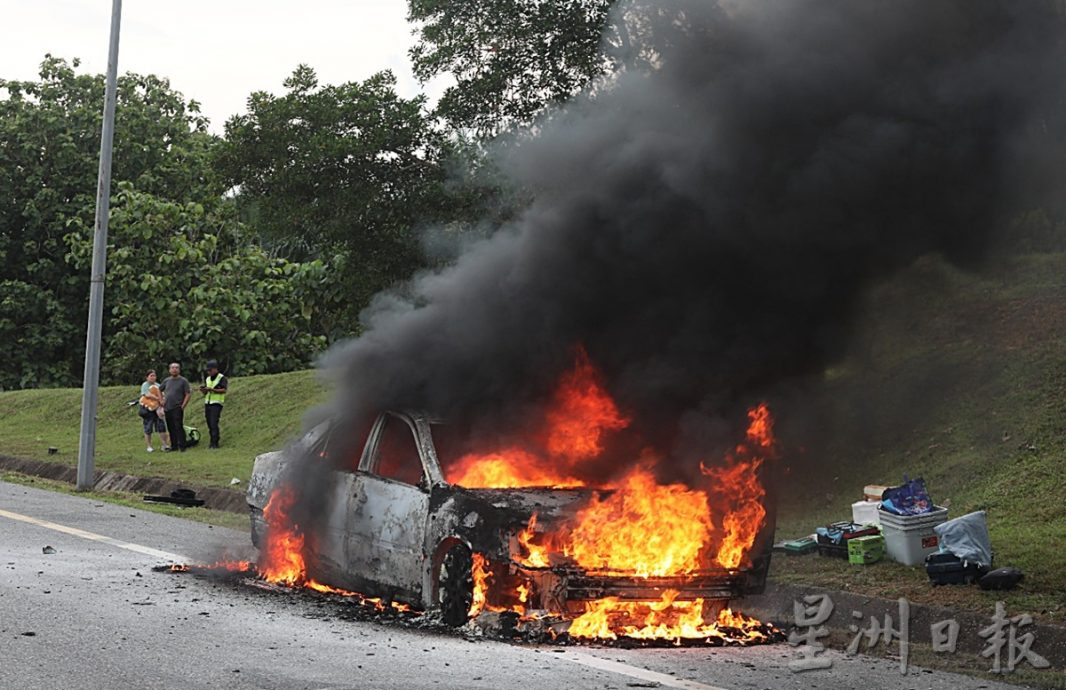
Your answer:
879;505;949;566
851;500;881;527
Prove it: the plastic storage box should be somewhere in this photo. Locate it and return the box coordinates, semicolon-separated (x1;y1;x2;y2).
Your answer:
851;500;881;527
879;505;949;566
848;534;885;564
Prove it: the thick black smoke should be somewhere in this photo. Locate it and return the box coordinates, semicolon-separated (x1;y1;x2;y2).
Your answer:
311;0;1064;484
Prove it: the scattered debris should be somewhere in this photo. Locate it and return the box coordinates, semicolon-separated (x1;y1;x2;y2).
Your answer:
143;488;205;507
41;546;55;555
229;478;241;485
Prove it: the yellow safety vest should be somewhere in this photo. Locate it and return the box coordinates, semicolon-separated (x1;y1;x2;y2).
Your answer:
205;373;226;405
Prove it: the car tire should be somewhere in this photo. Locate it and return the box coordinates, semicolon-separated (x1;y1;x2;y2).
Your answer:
437;544;474;627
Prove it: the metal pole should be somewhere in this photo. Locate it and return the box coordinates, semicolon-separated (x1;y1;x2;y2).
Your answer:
77;0;123;491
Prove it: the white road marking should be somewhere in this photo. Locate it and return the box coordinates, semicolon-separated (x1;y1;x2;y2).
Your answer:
0;507;187;562
559;649;732;690
0;503;727;690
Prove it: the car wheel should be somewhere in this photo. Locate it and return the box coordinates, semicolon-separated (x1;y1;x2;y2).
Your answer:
437;544;474;627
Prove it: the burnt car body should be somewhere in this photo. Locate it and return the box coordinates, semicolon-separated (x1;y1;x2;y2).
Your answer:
247;410;776;625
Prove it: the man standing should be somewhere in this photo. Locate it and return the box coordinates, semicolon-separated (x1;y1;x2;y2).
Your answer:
199;359;228;449
160;362;191;452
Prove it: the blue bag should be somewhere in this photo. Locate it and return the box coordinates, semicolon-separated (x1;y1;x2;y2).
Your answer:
880;475;933;515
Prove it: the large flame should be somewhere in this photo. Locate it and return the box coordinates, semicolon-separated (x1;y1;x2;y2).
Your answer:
258;486;307;586
703;403;772;569
449;346;627;488
450;449;585;489
544;346;629;463
567;590;768;644
565;467;714;577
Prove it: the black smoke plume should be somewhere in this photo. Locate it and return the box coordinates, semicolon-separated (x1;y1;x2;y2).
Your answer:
304;0;1065;489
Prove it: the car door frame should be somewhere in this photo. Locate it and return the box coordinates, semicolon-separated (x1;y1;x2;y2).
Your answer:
341;411;444;604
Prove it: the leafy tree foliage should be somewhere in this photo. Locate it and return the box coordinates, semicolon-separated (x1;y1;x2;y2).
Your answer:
0;58;346;389
0;57;218;389
64;186;346;383
408;0;623;135
215;66;446;313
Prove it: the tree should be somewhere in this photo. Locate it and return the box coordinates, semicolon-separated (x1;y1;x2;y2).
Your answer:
215;66;447;316
64;185;346;384
0;56;219;388
408;0;623;135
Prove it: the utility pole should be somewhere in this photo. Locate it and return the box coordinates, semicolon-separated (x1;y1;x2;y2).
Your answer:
77;0;123;491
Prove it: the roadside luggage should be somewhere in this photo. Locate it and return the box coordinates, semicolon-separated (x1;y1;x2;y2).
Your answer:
979;567;1024;591
816;521;879;558
925;552;986;585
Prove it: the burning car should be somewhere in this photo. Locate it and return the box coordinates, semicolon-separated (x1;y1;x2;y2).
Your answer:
246;400;777;635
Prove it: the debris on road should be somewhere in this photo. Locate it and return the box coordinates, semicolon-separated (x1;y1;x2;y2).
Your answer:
143;488;205;507
157;562;785;648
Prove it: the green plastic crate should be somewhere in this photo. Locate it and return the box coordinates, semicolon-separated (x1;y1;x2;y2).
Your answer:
848;534;885;565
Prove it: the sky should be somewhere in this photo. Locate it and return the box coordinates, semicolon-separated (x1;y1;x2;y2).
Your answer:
0;0;447;131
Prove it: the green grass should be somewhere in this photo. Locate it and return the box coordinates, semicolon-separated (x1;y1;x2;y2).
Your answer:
772;252;1066;623
0;369;328;488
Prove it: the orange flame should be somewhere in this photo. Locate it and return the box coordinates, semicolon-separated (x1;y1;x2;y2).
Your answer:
470;553;492;617
516;513;552;568
545;346;629;462
702;402;773;569
258;486;308;586
450;449;585;489
567;590;768;643
449;347;628;488
565;467;714;577
745;402;774;449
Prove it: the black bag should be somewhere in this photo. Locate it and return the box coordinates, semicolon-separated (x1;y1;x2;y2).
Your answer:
979;567;1024;591
925;552;986;585
137;404;152;419
183;426;201;447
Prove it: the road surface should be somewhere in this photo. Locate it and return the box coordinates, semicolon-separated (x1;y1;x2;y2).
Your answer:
0;479;1031;690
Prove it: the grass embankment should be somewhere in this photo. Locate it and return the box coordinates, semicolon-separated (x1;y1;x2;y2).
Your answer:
772;253;1066;624
0;369;328;488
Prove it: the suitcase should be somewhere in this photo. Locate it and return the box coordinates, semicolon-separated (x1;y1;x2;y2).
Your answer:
925;552;985;585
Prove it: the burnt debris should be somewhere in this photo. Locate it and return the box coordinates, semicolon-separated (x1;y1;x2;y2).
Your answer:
159;563;785;647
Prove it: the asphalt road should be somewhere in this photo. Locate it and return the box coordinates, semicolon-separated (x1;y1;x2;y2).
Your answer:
0;480;1031;690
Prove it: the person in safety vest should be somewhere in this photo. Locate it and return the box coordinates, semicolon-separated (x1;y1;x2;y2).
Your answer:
199;359;229;449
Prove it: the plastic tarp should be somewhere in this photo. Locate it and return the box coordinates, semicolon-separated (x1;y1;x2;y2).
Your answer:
934;510;992;568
